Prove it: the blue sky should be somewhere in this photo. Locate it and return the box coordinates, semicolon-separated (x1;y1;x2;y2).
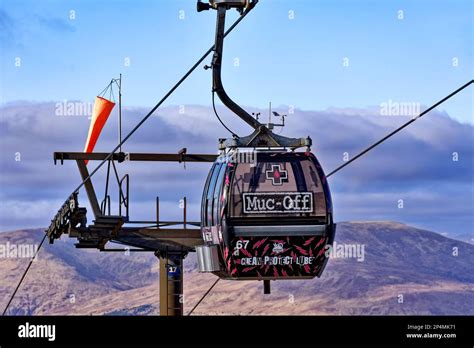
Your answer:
1;0;472;122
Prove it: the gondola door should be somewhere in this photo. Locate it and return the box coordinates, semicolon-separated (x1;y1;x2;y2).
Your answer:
201;162;228;245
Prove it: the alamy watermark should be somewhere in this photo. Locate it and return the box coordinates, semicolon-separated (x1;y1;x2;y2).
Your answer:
0;242;39;259
216;150;258;166
18;322;55;342
55;100;93;117
380;99;421;117
324;241;365;262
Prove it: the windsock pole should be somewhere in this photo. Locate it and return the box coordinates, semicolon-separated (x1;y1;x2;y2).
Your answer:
118;74;122;153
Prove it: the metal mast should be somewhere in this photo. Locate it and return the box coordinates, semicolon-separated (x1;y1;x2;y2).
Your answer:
199;0;312;150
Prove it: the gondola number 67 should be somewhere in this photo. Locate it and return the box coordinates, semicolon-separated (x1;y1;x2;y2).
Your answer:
234;240;249;255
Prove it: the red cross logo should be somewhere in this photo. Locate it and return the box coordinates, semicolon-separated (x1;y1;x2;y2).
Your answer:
265;164;288;186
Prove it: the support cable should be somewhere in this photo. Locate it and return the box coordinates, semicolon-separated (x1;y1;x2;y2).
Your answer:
187;278;220;316
4;81;472;316
212;91;239;137
2;234;47;316
4;81;472;317
68;7;256;199
326;80;473;178
186;80;473;315
2;7;257;317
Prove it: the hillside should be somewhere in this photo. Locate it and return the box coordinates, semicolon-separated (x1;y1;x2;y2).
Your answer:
0;222;473;315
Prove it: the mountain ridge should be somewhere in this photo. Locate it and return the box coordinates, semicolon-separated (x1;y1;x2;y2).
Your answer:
0;221;473;315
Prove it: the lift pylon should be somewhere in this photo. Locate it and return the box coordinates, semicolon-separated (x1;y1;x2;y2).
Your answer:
46;150;217;316
157;250;186;316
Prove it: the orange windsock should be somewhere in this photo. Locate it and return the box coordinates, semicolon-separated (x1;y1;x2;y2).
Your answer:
83;96;115;164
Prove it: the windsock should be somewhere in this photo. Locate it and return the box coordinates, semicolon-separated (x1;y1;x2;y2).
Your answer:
83;96;115;164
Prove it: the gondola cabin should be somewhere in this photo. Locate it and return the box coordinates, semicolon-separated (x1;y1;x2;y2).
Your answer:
197;149;336;280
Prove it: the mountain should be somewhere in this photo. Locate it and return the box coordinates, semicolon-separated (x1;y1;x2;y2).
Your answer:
0;222;473;315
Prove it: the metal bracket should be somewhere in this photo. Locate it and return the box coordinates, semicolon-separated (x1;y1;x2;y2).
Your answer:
219;127;312;150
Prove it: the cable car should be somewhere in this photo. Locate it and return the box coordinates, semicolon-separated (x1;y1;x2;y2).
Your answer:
194;0;336;282
197;149;336;279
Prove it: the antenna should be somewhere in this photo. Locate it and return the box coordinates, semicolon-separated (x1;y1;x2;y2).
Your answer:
266;101;286;131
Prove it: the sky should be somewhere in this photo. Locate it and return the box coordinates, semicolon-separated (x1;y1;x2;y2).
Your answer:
0;0;473;241
0;0;472;122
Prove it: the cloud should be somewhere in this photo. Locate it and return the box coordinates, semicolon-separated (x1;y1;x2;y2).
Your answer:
0;102;472;240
